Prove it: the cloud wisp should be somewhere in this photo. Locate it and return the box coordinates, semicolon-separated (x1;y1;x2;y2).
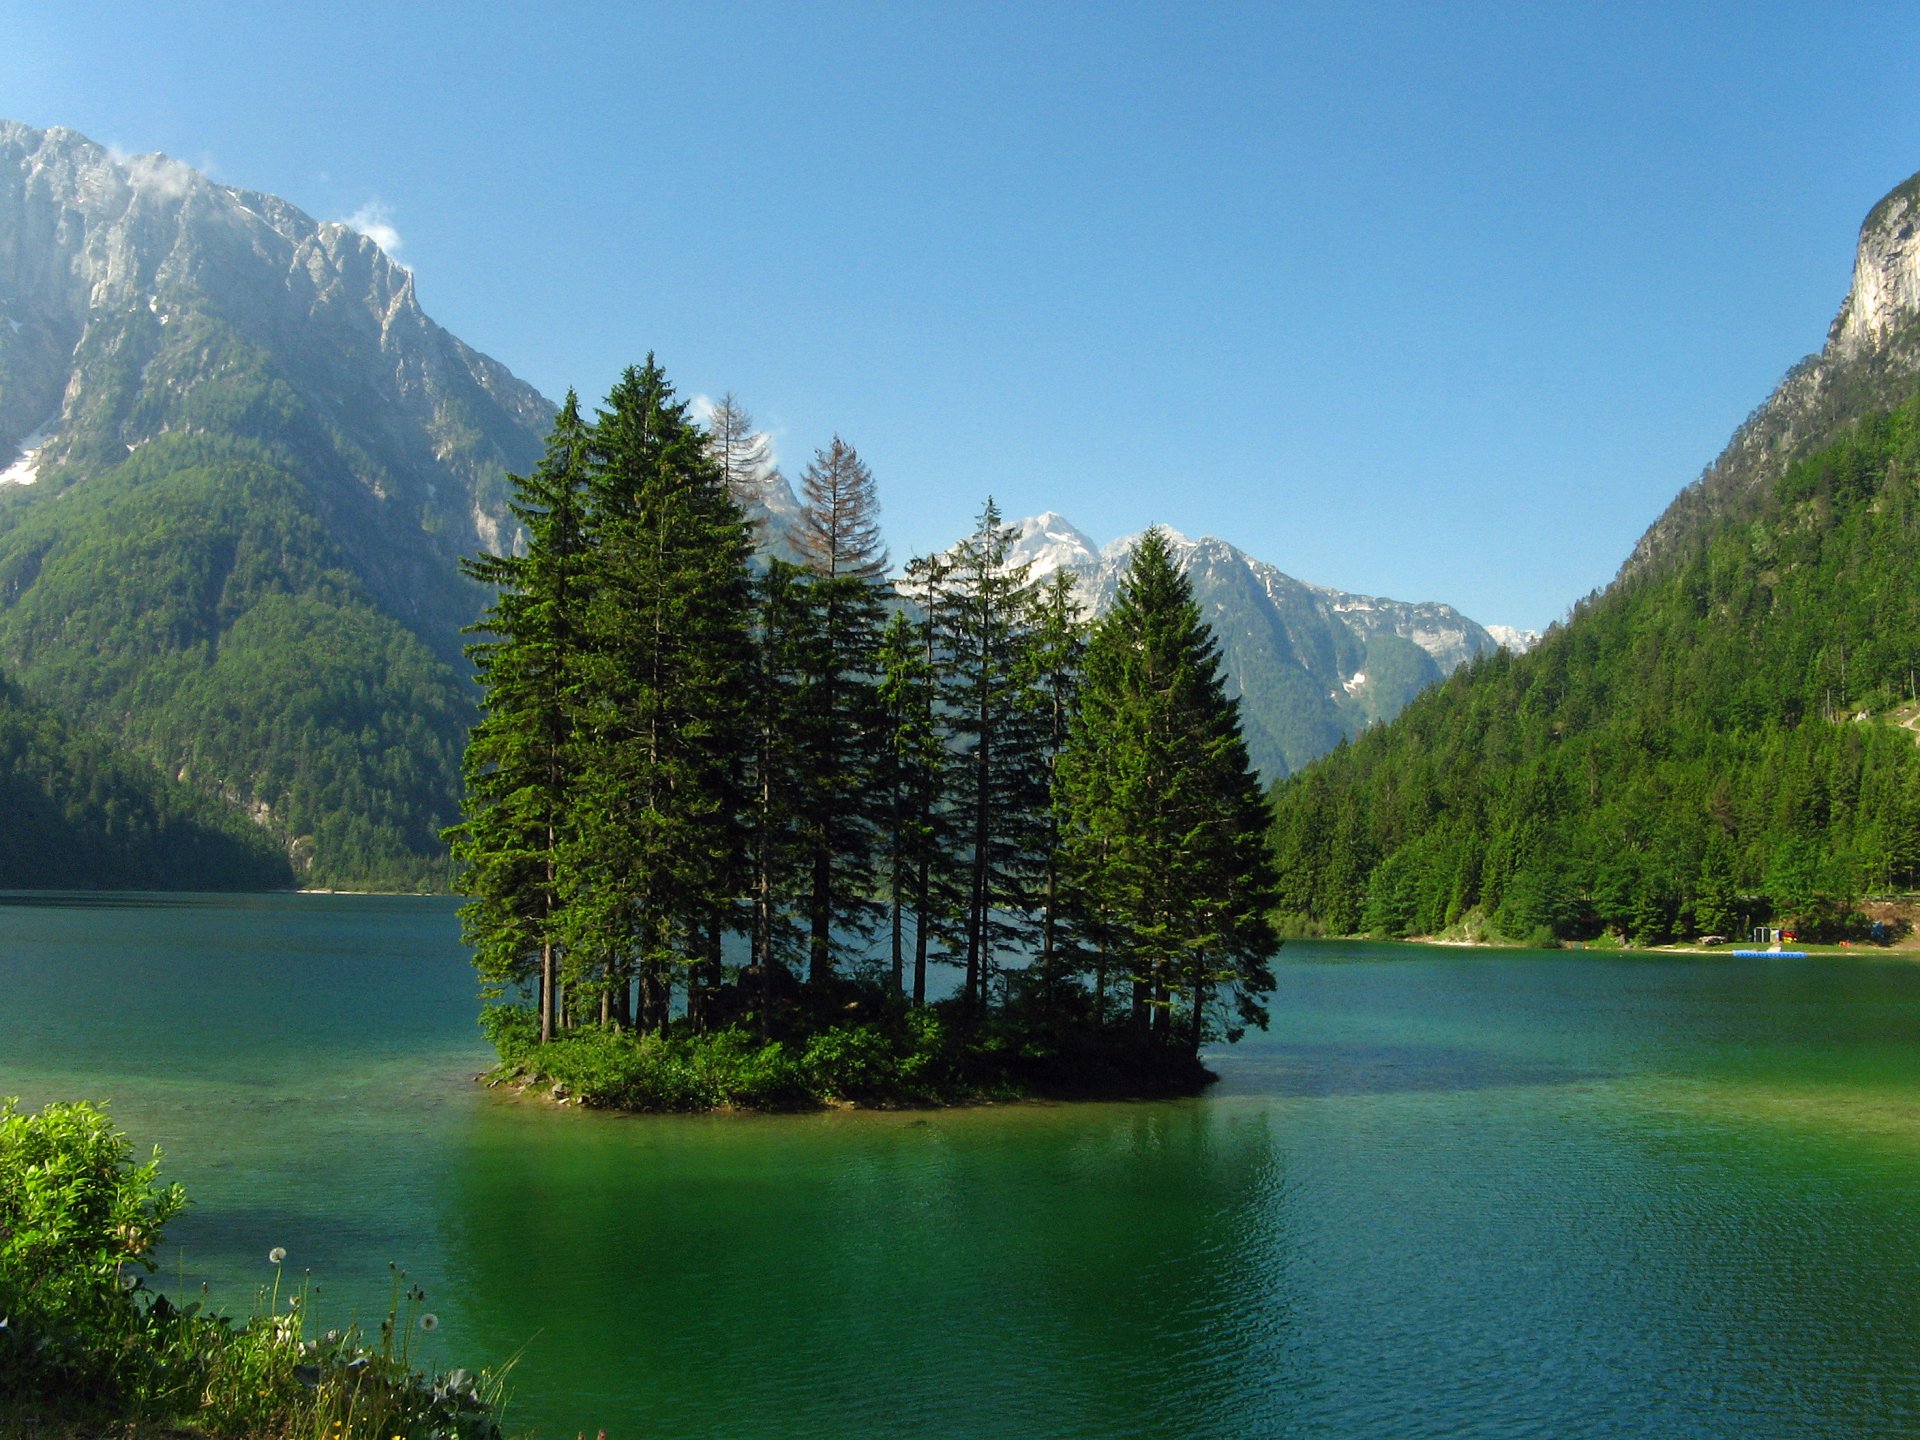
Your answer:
341;200;403;255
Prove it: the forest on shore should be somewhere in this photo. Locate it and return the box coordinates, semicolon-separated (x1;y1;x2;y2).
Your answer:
1269;387;1920;948
451;359;1277;1110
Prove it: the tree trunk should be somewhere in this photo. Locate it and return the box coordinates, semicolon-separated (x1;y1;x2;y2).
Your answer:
809;845;832;986
890;864;905;995
913;850;931;1007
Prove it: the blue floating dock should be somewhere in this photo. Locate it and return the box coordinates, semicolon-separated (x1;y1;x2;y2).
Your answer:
1732;949;1808;958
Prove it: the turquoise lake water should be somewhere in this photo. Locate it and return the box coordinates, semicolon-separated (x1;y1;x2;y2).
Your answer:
4;892;1920;1437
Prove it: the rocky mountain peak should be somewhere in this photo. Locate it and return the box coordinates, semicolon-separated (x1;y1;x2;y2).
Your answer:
1007;511;1099;577
1620;166;1920;584
1828;170;1920;361
0;119;554;651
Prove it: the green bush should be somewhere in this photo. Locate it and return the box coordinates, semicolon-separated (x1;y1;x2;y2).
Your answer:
0;1098;512;1439
801;1025;901;1101
0;1097;186;1401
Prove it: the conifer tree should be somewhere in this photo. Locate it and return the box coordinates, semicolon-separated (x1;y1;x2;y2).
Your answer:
1058;528;1278;1055
744;557;813;1028
563;358;754;1033
896;553;954;1005
704;394;784;539
936;499;1051;1022
791;436;890;983
877;602;945;997
449;392;591;1043
1025;568;1089;1013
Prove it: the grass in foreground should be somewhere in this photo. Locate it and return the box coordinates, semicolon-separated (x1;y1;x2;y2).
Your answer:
0;1098;511;1440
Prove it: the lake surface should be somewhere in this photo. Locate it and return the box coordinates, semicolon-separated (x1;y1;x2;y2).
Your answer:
5;894;1920;1438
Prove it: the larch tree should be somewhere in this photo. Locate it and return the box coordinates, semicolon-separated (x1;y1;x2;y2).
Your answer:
448;392;592;1043
1057;527;1278;1057
791;435;890;984
704;393;785;542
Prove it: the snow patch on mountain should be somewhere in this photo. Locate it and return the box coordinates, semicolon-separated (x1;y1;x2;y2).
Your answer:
1485;624;1541;653
1008;511;1100;578
1;415;57;486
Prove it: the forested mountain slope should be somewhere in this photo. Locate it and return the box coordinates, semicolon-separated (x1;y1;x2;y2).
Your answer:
0;122;553;886
0;661;292;889
1272;169;1920;943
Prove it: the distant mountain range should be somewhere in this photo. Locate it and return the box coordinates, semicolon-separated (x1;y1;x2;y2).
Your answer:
0;118;1530;884
993;512;1529;779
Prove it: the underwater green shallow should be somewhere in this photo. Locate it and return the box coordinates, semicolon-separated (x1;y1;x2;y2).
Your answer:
5;893;1920;1438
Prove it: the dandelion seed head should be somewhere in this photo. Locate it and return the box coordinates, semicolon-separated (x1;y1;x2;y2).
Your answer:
269;1246;287;1264
418;1312;439;1332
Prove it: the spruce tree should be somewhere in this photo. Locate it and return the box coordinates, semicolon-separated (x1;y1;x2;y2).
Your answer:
744;557;813;1029
936;499;1051;1022
1058;528;1278;1056
877;603;946;997
1025;568;1089;1015
897;553;954;1005
563;358;754;1033
448;392;591;1043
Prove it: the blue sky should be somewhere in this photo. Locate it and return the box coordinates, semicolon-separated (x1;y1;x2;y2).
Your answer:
6;1;1920;630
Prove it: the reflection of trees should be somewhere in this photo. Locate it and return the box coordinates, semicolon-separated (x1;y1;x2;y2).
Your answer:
437;1102;1289;1439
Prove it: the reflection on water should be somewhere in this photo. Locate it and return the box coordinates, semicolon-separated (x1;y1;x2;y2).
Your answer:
5;898;1920;1436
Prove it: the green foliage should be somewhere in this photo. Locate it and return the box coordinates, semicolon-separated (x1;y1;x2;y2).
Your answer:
455;377;1276;1107
0;664;291;889
1057;528;1279;1047
0;435;472;889
0;1099;509;1440
0;1098;186;1401
1272;385;1920;942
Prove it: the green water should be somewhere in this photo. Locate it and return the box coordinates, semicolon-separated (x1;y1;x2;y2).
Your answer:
5;894;1920;1438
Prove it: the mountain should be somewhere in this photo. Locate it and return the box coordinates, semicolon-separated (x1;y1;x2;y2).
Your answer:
998;511;1519;779
0;121;553;886
0;660;291;889
1621;172;1920;583
1268;168;1920;944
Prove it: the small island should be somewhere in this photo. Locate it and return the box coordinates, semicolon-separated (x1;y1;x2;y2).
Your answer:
450;366;1278;1112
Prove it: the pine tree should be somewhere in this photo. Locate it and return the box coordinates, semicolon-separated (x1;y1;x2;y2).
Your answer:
448;392;591;1043
791;436;890;983
1058;528;1278;1056
563;358;754;1033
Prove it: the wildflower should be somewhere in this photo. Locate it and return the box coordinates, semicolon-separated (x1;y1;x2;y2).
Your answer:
418;1313;439;1332
269;1246;287;1264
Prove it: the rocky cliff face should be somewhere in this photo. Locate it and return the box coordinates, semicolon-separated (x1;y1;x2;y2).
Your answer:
0;122;553;652
1623;169;1920;582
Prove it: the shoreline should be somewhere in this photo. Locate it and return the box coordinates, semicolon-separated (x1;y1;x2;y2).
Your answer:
1331;933;1920;960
